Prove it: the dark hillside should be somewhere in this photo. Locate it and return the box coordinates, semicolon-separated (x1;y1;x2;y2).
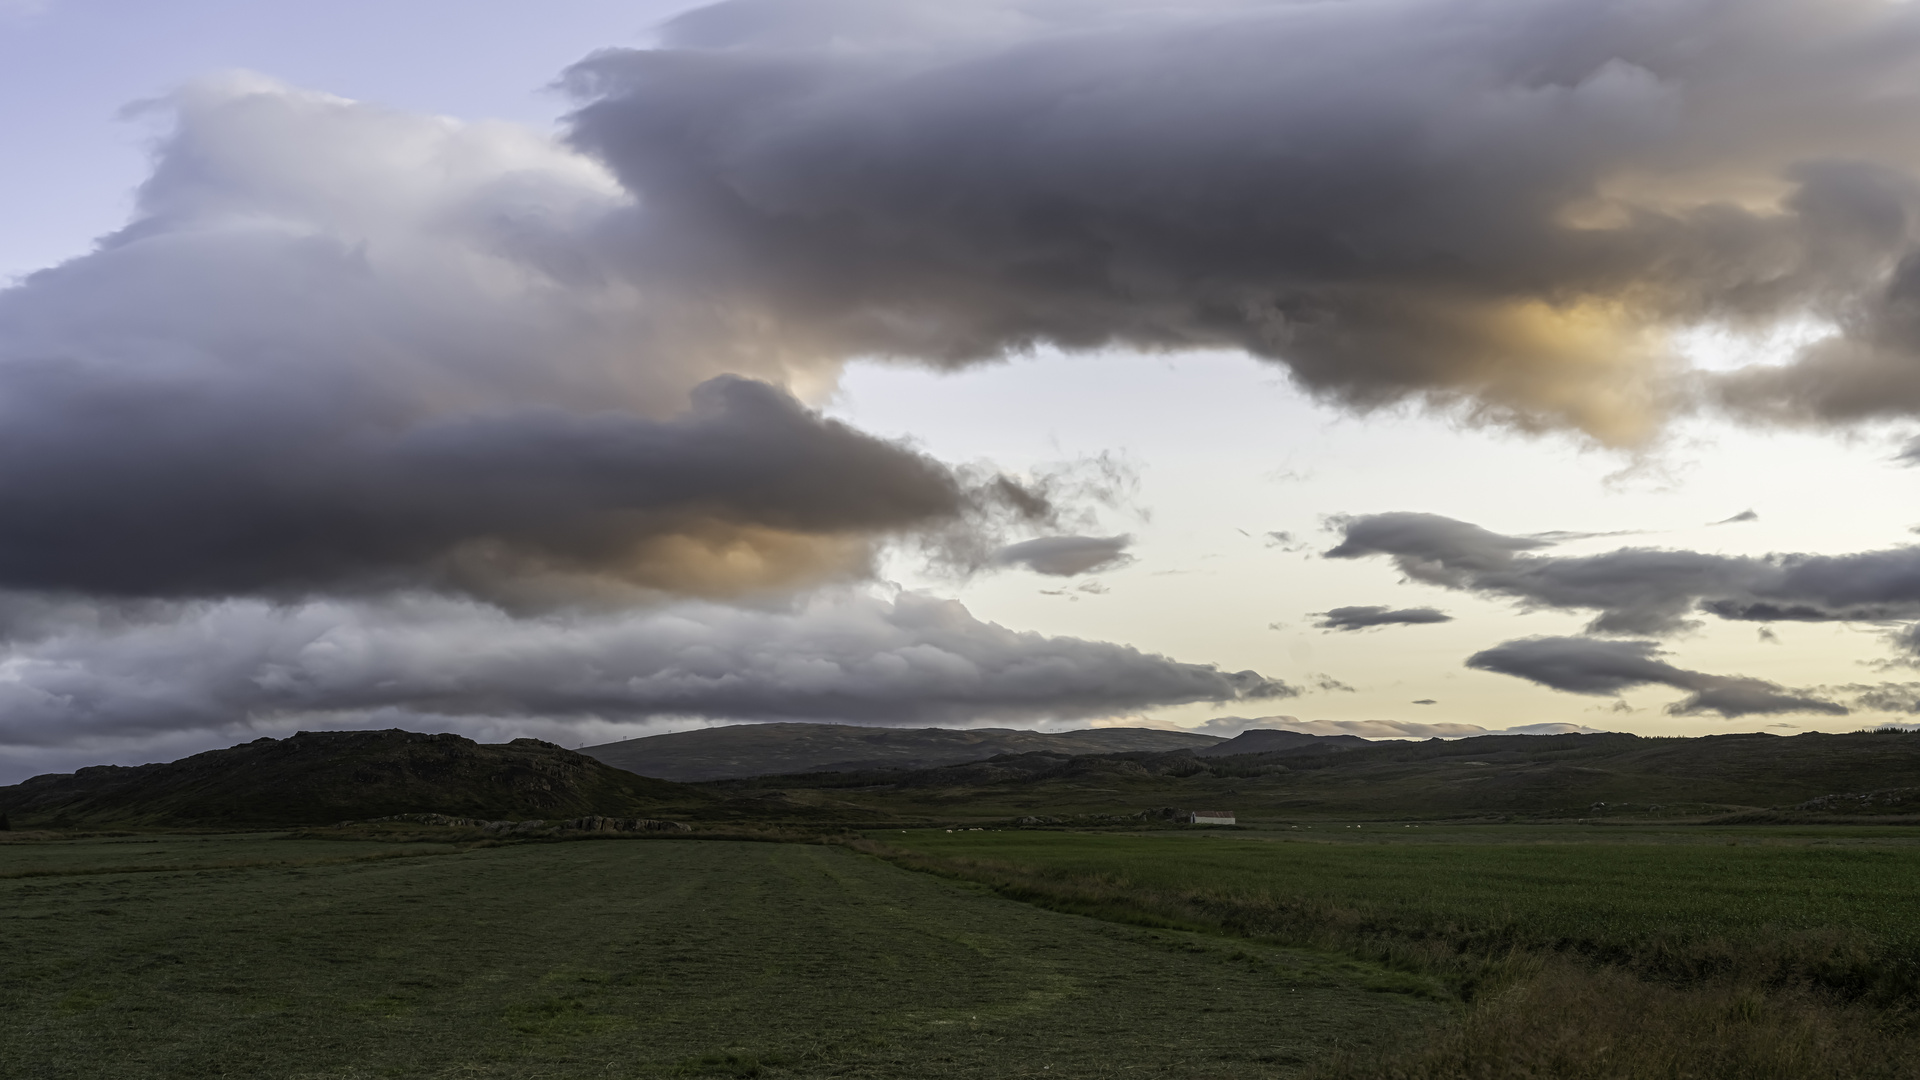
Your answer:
581;722;1222;781
1192;729;1369;756
710;730;1920;822
0;729;709;828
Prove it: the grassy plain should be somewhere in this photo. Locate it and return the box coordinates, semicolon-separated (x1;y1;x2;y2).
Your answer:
883;826;1920;974
866;825;1920;1078
0;833;1435;1079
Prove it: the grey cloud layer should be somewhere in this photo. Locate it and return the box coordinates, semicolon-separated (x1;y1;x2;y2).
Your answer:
0;76;1066;606
0;368;987;602
1315;605;1453;631
566;0;1920;443
1467;636;1846;717
0;73;1232;756
0;591;1294;753
1328;512;1920;634
992;534;1133;576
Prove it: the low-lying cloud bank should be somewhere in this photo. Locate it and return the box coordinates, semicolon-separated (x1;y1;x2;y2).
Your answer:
0;590;1293;782
1198;715;1606;739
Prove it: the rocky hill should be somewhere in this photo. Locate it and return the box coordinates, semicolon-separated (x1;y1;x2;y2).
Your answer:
0;729;708;828
581;722;1223;781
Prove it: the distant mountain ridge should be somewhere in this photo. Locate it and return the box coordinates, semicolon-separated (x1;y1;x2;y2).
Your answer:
580;723;1224;782
1192;729;1370;757
708;730;1920;822
0;729;706;828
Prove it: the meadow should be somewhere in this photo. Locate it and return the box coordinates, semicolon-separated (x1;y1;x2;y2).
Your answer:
0;832;1434;1079
11;822;1920;1078
868;824;1920;1078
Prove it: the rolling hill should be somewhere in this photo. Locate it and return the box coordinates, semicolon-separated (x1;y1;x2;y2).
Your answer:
704;729;1920;823
579;722;1223;781
0;729;709;828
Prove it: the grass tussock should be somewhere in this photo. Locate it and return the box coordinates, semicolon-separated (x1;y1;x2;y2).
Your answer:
1315;960;1920;1080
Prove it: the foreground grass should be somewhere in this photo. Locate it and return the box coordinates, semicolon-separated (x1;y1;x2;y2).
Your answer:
868;826;1920;1078
0;834;1435;1079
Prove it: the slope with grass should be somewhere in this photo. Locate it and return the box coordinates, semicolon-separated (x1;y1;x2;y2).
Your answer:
0;832;1436;1079
0;729;710;828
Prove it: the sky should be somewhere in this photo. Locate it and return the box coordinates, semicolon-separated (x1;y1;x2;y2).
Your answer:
6;0;1920;782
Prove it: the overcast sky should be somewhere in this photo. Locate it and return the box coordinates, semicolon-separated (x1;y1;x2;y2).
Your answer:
7;0;1920;781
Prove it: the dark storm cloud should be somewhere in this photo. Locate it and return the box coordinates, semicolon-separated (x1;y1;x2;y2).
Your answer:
562;0;1920;444
0;591;1297;754
0;74;1254;761
1327;512;1920;634
0;76;1069;607
1466;636;1846;717
991;534;1133;576
0;369;1001;602
1314;605;1453;631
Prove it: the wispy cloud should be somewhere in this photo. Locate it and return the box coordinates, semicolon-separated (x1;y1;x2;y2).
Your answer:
1329;512;1920;636
1314;605;1452;631
1468;636;1847;718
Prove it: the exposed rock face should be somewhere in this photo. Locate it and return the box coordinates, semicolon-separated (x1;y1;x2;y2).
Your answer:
1797;789;1920;814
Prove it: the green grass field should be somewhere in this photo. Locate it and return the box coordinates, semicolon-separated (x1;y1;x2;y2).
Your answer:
0;833;1436;1079
882;826;1920;971
864;824;1920;1078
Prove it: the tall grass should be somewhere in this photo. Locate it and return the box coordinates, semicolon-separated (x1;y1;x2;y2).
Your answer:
1320;960;1920;1080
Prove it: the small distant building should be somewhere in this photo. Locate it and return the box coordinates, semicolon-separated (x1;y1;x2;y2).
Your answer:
1189;810;1235;825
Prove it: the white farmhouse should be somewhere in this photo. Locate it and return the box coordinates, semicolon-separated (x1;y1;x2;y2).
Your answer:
1189;810;1235;825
